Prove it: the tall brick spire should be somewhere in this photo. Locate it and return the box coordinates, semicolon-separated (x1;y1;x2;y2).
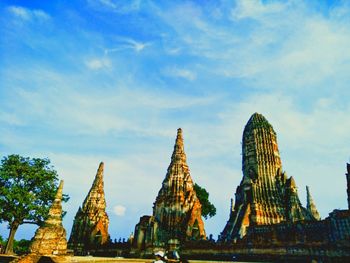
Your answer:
133;128;206;250
153;128;205;241
68;162;109;254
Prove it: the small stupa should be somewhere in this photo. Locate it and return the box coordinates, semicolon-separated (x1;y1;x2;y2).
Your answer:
29;180;67;255
306;186;321;220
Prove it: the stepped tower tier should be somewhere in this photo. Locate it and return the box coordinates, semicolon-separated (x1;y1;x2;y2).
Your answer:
220;113;317;242
133;128;205;250
68;162;109;254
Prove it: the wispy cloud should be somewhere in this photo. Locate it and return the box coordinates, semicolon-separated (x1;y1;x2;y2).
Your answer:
0;66;217;140
88;0;141;13
153;0;350;95
113;205;126;216
231;0;286;20
85;58;112;70
7;6;50;21
104;37;151;54
163;66;196;81
0;112;24;126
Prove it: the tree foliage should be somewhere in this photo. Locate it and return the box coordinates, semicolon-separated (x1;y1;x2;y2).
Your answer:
194;183;216;219
0;154;68;254
13;239;31;255
0;234;4;247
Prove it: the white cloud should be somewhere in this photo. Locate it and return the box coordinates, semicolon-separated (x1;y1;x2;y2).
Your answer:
122;38;150;52
7;6;50;21
153;1;350;95
166;47;182;55
0;67;219;140
0;112;24;126
105;37;150;54
85;58;111;70
113;205;126;216
88;0;141;13
8;6;31;20
163;66;196;81
231;0;286;20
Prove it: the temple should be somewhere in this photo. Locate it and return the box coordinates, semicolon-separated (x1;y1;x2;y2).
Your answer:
133;128;206;252
68;162;110;254
29;180;67;255
220;113;319;242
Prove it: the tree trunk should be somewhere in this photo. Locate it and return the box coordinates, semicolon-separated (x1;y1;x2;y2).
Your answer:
4;222;19;254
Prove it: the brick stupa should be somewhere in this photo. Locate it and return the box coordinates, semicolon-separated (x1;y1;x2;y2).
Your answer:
29;180;67;255
68;162;109;254
133;128;206;250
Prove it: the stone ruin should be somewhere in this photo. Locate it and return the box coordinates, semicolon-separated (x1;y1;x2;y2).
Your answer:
68;162;110;254
219;113;320;242
9;113;350;262
133;128;206;251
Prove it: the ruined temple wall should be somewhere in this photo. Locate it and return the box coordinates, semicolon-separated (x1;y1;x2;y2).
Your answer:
327;209;350;243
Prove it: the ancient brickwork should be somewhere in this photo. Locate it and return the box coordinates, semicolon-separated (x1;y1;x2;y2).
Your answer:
153;128;206;240
306;186;320;220
29;180;67;255
68;162;109;254
134;128;205;250
285;177;310;222
220;113;318;242
246;208;350;246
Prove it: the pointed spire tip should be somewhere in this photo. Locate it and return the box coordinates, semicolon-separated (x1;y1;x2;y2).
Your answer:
97;162;104;176
56;180;64;199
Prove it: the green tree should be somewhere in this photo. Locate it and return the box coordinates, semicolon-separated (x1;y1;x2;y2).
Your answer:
194;183;216;219
13;239;31;255
0;154;68;254
0;234;5;253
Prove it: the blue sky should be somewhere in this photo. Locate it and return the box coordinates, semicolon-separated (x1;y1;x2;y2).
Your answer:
1;0;350;241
